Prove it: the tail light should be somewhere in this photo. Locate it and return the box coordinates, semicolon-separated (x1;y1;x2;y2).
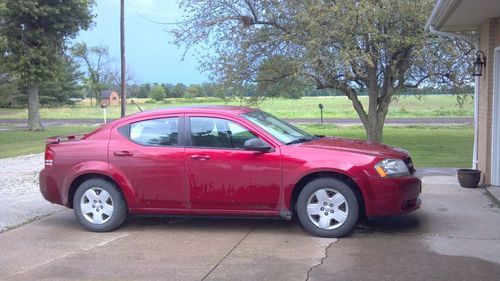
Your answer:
45;146;54;166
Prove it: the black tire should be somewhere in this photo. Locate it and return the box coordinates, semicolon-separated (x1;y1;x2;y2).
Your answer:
73;178;127;232
296;177;359;238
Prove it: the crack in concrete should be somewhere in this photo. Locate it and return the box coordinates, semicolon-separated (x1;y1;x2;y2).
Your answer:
305;239;337;281
0;210;64;233
200;222;259;281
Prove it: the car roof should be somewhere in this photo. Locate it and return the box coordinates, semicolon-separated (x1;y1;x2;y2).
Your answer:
119;105;258;122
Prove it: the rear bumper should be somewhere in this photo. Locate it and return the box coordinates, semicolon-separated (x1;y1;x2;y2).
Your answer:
39;168;63;205
364;176;422;217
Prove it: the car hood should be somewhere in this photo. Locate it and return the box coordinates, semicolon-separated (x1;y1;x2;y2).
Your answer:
299;137;409;158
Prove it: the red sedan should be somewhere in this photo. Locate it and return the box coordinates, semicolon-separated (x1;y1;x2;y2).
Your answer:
39;106;421;237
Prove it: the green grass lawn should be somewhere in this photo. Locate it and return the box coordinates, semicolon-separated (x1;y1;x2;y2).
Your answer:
0;95;473;119
0;125;96;158
300;124;473;168
0;124;473;168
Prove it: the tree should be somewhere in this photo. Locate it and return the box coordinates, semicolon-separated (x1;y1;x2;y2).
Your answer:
170;83;186;98
149;84;166;101
72;42;109;106
256;56;308;99
137;83;152;98
0;0;94;130
174;0;472;143
160;83;172;98
106;63;136;99
185;84;205;98
38;56;84;106
201;82;228;99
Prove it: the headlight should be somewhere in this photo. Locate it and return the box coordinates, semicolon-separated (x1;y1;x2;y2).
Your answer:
374;159;410;177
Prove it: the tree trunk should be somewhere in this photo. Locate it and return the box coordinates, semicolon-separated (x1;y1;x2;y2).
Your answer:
365;117;384;143
364;98;390;144
342;80;391;144
27;83;43;131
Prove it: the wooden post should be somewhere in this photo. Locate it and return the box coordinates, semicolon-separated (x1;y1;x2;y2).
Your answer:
120;0;126;117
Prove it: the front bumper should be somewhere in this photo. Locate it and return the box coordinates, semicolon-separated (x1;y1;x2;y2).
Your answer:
364;176;422;217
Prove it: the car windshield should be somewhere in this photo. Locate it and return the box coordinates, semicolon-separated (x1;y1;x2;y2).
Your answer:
242;111;315;144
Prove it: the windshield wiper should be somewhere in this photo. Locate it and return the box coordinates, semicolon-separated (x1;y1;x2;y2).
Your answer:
286;137;317;145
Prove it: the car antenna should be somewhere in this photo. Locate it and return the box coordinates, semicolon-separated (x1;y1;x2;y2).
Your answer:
130;99;143;112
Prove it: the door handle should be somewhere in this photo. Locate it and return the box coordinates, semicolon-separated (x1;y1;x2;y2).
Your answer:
114;151;134;157
190;154;210;160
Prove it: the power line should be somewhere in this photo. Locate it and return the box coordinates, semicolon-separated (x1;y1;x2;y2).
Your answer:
125;0;193;25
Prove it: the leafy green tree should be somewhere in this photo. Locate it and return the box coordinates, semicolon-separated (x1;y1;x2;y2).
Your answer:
149;84;166;101
160;83;172;98
72;42;109;107
15;56;85;106
0;0;94;130
185;84;205;98
0;74;20;107
137;83;152;98
174;0;472;143
40;56;84;106
205;83;228;99
256;56;307;99
170;83;186;98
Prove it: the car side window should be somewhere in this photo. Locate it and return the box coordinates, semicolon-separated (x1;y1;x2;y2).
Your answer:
130;117;179;146
190;117;257;149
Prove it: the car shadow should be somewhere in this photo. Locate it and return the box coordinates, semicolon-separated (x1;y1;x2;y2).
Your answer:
353;213;428;236
121;215;311;237
41;210;426;238
119;213;427;237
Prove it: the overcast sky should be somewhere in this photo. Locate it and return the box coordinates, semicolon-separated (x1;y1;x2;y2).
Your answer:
76;0;208;85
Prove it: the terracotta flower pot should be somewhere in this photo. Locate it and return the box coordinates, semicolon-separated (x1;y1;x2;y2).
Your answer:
457;169;481;188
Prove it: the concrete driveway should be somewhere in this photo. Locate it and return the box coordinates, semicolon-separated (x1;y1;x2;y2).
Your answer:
1;169;500;280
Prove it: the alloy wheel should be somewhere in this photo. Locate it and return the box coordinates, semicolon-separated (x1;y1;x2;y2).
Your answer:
306;188;349;230
80;187;114;224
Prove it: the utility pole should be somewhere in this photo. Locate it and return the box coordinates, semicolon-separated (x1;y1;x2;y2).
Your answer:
120;0;126;117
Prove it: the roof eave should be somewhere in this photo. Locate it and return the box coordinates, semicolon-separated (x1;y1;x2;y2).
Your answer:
425;0;463;31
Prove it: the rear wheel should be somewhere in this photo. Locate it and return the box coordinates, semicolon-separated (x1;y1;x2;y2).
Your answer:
73;178;127;232
296;177;359;238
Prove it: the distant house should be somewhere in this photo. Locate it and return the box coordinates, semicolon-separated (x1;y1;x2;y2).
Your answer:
101;90;120;106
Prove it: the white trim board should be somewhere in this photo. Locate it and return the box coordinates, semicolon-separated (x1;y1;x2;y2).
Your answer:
491;47;500;186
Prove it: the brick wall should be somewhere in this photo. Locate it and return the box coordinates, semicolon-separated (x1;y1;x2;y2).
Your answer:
477;18;499;185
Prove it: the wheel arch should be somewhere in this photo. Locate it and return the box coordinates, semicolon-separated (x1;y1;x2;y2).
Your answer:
68;173;128;209
290;171;365;218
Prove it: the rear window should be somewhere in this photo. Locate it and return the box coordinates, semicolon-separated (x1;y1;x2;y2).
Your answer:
128;117;179;146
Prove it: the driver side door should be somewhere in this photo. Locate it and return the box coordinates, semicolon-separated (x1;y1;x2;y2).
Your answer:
185;115;282;212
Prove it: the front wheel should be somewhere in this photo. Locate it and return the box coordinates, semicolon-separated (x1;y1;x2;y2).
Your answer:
73;178;127;232
296;178;359;238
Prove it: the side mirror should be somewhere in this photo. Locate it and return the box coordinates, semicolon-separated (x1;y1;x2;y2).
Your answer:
244;138;273;152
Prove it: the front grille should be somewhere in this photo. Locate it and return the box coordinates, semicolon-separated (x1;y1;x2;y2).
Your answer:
404;157;416;175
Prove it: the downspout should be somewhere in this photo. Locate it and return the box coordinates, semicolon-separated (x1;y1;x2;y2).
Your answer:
428;26;479;169
473;48;480;170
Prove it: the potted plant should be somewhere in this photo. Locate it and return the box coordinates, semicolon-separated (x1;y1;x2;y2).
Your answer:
457;169;482;188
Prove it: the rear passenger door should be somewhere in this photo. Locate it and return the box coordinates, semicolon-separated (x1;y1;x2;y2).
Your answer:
108;115;187;209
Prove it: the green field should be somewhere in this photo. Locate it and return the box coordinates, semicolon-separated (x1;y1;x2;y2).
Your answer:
0;124;473;168
0;125;96;158
0;95;473;119
299;124;473;168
